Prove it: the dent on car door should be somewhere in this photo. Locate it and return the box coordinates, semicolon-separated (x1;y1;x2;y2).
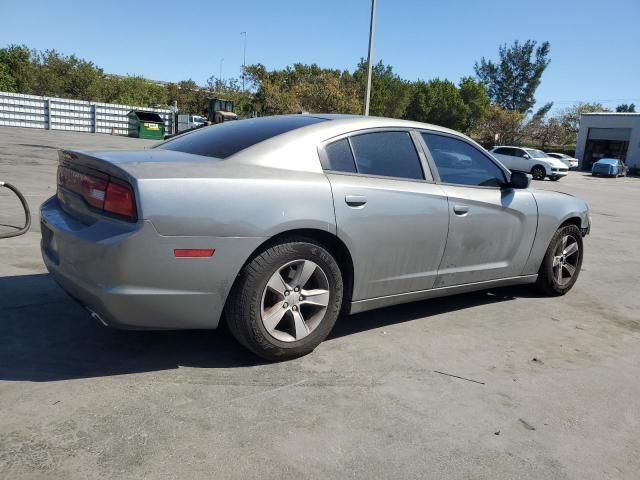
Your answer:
420;132;538;287
320;131;449;301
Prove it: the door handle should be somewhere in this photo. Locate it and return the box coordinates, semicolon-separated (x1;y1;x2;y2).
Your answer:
345;195;367;207
453;204;469;215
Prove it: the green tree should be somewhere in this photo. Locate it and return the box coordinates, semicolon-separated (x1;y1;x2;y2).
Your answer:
29;49;105;100
103;75;167;107
475;40;551;113
526;116;564;149
166;79;206;113
523;102;562;148
458;76;489;131
405;79;469;130
245;63;360;115
353;60;411;118
0;44;34;92
616;103;636;112
471;105;525;147
559;102;610;139
204;76;254;117
0;63;16;91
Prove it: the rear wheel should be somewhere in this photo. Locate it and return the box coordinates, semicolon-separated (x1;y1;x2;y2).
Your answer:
531;165;546;180
226;238;343;361
536;224;583;296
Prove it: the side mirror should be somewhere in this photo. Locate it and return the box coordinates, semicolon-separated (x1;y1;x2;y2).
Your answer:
522;153;530;159
509;171;531;189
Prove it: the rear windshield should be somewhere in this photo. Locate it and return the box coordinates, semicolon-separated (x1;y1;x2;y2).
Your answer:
158;115;327;159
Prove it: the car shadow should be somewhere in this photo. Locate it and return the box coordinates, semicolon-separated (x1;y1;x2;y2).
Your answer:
0;273;541;382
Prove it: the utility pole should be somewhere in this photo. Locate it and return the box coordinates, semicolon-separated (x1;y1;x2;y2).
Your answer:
219;58;224;87
364;0;377;116
240;31;247;92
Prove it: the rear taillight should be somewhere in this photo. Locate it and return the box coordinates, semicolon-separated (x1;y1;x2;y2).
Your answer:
57;166;136;221
104;182;135;219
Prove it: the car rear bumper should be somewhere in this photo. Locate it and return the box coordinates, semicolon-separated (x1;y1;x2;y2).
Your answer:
40;196;263;330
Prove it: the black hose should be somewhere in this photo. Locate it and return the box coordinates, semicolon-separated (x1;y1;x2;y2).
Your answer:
0;182;31;238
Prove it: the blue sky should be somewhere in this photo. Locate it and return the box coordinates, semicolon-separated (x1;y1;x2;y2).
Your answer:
2;0;638;111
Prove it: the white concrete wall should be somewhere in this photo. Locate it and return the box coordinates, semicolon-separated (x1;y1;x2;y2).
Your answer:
576;113;640;169
0;91;174;135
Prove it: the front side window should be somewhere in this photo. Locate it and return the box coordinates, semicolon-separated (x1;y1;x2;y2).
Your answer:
525;148;547;159
422;133;506;187
349;131;424;180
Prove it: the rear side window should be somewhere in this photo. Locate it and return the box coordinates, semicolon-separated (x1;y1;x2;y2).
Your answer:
324;138;357;173
158;115;326;159
422;133;506;187
349;131;424;180
493;147;510;155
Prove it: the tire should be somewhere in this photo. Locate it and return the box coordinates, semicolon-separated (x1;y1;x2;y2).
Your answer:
531;165;546;180
536;224;583;296
226;238;343;361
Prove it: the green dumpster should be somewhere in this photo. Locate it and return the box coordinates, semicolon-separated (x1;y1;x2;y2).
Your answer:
127;111;166;139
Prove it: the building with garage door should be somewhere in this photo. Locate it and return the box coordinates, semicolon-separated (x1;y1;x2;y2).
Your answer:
576;113;640;171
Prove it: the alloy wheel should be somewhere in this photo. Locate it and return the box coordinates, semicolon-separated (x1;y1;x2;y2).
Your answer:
532;167;545;180
260;259;330;342
552;235;580;286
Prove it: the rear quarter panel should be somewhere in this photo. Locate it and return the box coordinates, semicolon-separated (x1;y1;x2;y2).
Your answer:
138;164;336;237
136;164;336;327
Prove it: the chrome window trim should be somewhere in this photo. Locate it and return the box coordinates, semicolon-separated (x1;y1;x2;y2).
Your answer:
318;127;434;183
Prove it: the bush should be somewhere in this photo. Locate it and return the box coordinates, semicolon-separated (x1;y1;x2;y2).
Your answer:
543;145;576;156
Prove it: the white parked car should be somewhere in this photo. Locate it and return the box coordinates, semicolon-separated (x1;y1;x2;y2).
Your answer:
490;146;569;181
546;152;579;170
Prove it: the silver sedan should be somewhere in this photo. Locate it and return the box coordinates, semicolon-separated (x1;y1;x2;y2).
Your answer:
40;115;590;360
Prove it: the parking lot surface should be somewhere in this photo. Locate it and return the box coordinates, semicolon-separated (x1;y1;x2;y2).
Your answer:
1;127;639;479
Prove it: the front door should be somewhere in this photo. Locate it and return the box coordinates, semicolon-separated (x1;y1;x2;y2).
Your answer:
420;132;538;287
435;185;537;286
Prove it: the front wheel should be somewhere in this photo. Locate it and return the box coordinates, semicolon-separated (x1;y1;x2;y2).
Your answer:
226;238;343;361
531;166;546;180
536;224;583;296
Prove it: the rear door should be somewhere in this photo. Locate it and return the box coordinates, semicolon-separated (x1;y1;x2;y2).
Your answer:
420;132;537;287
320;130;449;301
499;147;531;173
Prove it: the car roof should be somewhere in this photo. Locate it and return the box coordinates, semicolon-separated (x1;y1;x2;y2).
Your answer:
596;158;619;164
226;114;469;172
159;114;483;174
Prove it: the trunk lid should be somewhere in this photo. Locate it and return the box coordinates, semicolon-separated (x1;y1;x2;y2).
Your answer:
59;149;224;181
56;149;223;224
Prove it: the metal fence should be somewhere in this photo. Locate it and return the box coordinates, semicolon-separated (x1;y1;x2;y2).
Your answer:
0;91;174;136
